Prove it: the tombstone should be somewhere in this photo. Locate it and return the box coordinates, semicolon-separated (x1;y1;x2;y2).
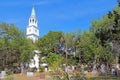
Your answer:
116;64;119;69
72;66;76;71
65;67;68;72
84;70;88;75
91;64;98;76
1;71;6;79
111;67;115;76
100;64;106;76
27;72;34;76
81;64;84;74
115;67;118;76
93;64;97;71
45;68;48;72
20;63;24;74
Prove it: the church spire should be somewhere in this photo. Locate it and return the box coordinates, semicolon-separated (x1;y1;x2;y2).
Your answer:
31;7;36;17
26;6;39;42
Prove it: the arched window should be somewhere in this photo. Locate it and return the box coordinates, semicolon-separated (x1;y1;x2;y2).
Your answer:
32;19;34;23
30;19;31;23
35;29;37;33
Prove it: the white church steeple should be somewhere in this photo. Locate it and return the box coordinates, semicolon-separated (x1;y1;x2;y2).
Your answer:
26;7;39;42
31;7;36;17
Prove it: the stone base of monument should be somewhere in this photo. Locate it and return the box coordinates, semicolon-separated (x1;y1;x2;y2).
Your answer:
27;72;34;76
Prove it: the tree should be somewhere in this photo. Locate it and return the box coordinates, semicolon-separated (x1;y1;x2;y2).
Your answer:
20;38;34;63
46;52;64;71
62;32;77;73
35;31;63;55
90;6;120;65
0;23;24;68
0;23;34;72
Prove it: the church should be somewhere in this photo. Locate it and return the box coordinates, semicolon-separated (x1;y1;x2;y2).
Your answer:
26;7;40;70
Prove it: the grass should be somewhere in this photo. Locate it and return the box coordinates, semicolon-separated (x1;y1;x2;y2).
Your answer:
1;73;41;80
88;76;120;80
14;74;39;80
1;72;120;80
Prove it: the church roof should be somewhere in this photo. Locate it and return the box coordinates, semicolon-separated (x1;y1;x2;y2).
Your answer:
31;7;36;17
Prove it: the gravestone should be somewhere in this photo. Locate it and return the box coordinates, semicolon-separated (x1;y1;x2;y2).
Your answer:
65;67;68;72
100;64;106;76
72;66;74;70
116;64;119;69
27;72;34;76
1;71;6;79
81;64;84;74
45;68;47;72
111;67;115;76
92;64;98;76
20;63;24;74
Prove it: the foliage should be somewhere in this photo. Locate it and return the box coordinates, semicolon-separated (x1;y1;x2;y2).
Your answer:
90;6;120;64
35;31;63;54
39;66;44;72
0;2;120;74
20;38;34;63
5;74;14;80
0;23;34;70
46;52;64;71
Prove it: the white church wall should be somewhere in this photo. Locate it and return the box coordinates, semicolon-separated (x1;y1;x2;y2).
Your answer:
29;54;39;69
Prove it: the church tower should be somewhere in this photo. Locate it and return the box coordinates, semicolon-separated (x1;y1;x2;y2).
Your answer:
26;7;39;42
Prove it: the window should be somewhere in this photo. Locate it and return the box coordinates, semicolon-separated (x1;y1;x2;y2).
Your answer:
35;29;37;33
32;19;34;23
30;19;31;23
29;29;31;32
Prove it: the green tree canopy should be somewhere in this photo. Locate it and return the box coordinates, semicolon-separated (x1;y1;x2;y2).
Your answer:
0;23;34;69
35;31;63;54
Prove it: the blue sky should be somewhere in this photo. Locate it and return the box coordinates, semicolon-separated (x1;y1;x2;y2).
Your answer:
0;0;118;37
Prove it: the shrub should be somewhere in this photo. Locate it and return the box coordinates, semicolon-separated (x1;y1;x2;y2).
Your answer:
39;66;44;72
5;73;14;80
